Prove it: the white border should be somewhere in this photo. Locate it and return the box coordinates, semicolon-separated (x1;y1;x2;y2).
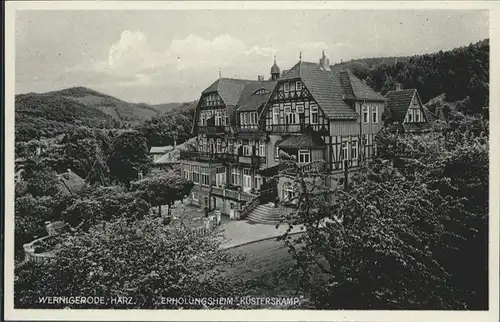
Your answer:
4;2;499;321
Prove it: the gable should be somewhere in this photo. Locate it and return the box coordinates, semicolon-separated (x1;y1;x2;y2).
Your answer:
403;92;428;123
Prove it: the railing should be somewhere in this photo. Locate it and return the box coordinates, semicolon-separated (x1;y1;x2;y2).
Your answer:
238;196;260;219
23;236;57;264
238;155;263;168
210;186;258;203
198;126;228;134
180;151;238;163
264;124;304;133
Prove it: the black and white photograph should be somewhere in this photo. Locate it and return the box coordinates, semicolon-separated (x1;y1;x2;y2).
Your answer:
4;1;498;321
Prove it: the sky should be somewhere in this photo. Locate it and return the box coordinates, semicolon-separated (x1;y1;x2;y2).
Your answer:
15;10;489;104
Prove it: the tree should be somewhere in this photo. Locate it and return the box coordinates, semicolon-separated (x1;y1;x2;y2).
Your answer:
23;164;60;198
131;172;194;215
15;214;239;309
15;195;55;260
107;131;151;189
279;114;488;309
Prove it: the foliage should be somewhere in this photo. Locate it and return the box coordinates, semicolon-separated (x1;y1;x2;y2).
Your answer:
107;131;151;188
280;114;488;309
138;101;196;148
22;165;60;198
131;172;194;214
14;195;56;260
15;215;239;309
341;39;489;114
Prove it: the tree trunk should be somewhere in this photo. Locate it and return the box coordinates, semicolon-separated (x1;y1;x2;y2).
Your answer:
158;204;162;216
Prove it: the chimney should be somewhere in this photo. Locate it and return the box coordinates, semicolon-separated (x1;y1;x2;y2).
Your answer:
319;50;331;71
258;75;264;82
395;83;403;91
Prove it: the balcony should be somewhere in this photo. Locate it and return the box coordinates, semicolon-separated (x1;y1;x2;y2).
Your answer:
239;155;265;168
210;186;258;203
198;126;228;135
180;151;238;163
264;124;304;133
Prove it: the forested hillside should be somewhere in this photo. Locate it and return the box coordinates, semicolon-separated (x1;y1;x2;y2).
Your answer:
334;39;489;114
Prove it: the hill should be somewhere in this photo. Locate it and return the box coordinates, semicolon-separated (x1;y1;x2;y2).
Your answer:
333;39;489;113
15;92;117;142
15;87;191;142
44;86;160;122
151;102;182;114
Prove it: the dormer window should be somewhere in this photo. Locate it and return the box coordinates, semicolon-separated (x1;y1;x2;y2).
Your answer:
254;89;269;95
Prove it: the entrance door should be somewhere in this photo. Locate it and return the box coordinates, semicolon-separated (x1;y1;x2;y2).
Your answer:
243;168;252;193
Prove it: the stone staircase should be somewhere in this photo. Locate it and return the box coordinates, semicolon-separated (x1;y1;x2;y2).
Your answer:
246;203;283;225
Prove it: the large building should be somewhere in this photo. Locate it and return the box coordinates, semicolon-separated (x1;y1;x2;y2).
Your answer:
180;52;388;221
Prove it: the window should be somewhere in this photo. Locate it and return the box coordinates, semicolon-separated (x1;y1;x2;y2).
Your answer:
201;167;209;186
310;104;318;124
243;145;252;156
272;106;280;124
298;150;310;164
362;105;369;123
243;112;249;125
192;165;200;184
225;116;229;126
342;141;349;160
274;144;280;160
184;167;190;180
215;110;224;126
216;167;226;187
415;109;421;122
296;102;305;113
283;182;295;201
231;168;241;186
284;82;289;92
284;104;296;124
259;143;266;157
408;109;413;122
254;175;263;190
200;112;205;126
351;139;358;160
216;139;222;153
240;113;245;125
296;81;302;91
227;141;234;154
243;169;252;191
372;106;378;124
250;112;258;124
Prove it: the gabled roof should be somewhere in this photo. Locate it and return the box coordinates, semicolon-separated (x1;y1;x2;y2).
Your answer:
150;146;173;154
202;78;256;106
56;170;85;195
237;80;277;112
279;61;385;120
384;89;417;122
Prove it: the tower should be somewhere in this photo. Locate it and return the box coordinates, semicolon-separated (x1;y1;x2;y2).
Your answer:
270;55;280;81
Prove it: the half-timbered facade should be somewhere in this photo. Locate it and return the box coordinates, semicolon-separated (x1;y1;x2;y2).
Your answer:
180;52;387;216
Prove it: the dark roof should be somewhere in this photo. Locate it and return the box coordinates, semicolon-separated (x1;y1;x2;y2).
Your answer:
56;171;85;195
237;81;277;112
278;131;326;149
203;78;255;106
384;89;417;122
280;61;384;120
